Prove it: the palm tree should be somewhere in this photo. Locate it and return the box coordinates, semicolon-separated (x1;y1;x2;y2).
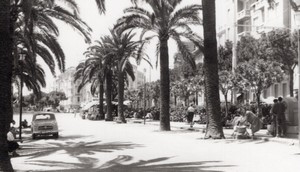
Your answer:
115;0;202;130
0;0;92;169
74;41;115;120
0;0;15;170
202;0;224;139
101;29;149;123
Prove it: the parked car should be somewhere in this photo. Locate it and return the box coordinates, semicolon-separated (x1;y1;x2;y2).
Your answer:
31;112;59;139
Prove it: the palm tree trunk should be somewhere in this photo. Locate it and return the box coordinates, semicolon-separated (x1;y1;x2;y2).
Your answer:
99;79;104;119
159;37;171;131
117;70;126;123
105;70;113;121
0;0;14;171
224;93;228;117
202;0;224;139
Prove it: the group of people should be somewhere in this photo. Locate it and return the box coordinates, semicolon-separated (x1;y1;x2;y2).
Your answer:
270;97;287;137
232;107;263;139
231;96;287;139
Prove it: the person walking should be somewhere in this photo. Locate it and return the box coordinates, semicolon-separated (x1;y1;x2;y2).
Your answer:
187;104;195;128
276;97;287;137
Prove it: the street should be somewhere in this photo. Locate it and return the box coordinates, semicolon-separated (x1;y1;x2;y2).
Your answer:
11;113;300;172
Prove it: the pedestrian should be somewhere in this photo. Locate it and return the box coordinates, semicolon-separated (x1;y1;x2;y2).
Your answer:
187;104;195;128
7;127;20;157
269;99;279;137
276;97;287;137
238;107;263;139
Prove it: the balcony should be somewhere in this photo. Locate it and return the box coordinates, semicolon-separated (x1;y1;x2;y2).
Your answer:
237;9;250;21
251;0;265;10
238;31;251;38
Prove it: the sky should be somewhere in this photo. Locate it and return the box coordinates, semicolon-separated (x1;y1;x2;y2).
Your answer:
38;0;225;93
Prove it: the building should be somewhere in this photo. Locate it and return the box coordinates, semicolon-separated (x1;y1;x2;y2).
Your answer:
217;0;300;135
127;64;146;90
52;67;96;112
217;0;294;102
53;64;146;111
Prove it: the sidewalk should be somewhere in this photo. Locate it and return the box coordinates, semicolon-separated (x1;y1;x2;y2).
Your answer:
128;118;299;146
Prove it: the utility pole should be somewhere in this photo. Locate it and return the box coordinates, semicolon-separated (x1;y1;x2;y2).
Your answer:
232;0;238;104
19;53;25;140
290;0;300;148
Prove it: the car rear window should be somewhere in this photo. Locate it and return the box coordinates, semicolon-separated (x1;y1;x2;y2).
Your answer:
34;114;55;120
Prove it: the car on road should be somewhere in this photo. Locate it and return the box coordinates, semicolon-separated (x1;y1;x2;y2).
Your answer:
31;112;59;139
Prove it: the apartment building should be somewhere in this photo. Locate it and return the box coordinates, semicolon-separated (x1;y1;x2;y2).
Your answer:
217;0;294;102
52;67;96;112
127;64;146;90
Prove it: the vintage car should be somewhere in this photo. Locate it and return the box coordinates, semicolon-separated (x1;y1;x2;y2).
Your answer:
31;112;59;139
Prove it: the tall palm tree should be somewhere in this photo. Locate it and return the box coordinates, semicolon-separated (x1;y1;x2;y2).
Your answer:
202;0;224;139
0;0;92;169
74;58;106;119
74;41;115;120
101;29;150;123
0;0;15;170
116;0;202;130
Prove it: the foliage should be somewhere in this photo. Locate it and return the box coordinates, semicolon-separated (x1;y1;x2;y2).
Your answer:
11;0;92;96
267;29;298;97
23;91;66;110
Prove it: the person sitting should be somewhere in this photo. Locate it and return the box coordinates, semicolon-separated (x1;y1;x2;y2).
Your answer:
7;127;20;157
21;119;29;128
238;107;263;139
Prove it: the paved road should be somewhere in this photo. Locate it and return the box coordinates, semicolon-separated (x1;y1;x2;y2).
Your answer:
11;113;300;172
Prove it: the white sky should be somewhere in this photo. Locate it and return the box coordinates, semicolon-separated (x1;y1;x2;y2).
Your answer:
38;0;224;93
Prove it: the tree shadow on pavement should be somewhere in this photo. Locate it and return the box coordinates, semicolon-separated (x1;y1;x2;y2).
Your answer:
197;137;271;145
41;155;233;172
18;140;142;170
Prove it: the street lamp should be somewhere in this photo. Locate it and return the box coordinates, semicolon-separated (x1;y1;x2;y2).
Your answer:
143;68;146;125
290;0;300;147
19;53;25;140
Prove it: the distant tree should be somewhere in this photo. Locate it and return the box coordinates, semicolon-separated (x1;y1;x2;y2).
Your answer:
236;35;284;116
236;59;284;116
267;29;297;97
218;40;233;117
47;91;67;109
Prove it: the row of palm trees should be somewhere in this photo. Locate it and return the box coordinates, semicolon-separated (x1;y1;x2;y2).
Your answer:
75;29;150;123
0;0;222;171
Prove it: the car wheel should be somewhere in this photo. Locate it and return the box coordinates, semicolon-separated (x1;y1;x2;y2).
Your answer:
32;134;36;140
53;133;59;139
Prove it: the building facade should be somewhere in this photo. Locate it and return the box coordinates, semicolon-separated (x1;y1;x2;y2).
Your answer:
217;0;295;103
127;64;146;90
52;67;96;112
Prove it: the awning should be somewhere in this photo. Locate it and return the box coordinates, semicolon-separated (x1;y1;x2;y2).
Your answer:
124;100;132;106
81;101;99;110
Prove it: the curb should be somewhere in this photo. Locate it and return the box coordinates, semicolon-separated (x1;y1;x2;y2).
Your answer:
137;120;299;146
